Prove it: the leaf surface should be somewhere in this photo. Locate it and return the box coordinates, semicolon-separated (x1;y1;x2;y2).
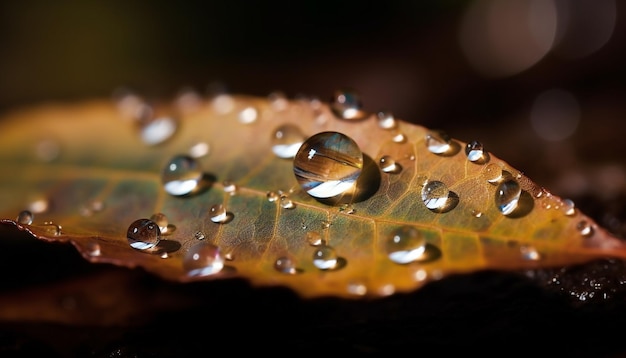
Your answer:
1;93;625;299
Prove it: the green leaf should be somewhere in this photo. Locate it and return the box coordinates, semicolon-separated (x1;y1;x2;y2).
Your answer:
1;91;624;299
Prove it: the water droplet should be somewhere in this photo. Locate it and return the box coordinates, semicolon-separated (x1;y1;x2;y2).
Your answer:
482;163;503;183
271;124;305;159
471;209;483;218
140;116;178;146
238;106;258;124
16;210;33;225
194;231;205;240
28;198;49;214
330;89;368;121
293;131;363;199
378;284;395;296
41;221;62;236
183;242;224;277
577;220;594;237
189;141;210;158
209;204;228;223
313;245;338;270
520;245;541;261
379;155;402;174
222;180;238;195
321;220;332;229
266;191;280;202
347;282;367;296
495;179;522;216
150;213;169;234
465;140;489;163
306;231;323;246
268;91;289;111
562;198;577;216
175;87;203;114
339;204;355;214
127;218;161;250
421;181;450;210
80;200;105;217
212;93;235;114
280;196;296;209
162;155;203;196
414;269;428;281
386;226;427;264
377;110;397;129
86;241;101;256
274;256;298;274
426;130;451;154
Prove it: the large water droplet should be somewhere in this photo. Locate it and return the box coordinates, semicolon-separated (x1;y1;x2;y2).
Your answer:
271;124;305;159
495;179;522;215
140;116;178;146
386;226;427;264
293;131;363;199
313;245;339;270
426;130;451;154
16;210;33;225
421;181;450;210
274;256;298;274
127;218;161;250
379;155;402;174
183;243;224;277
482;163;503;183
330;89;368;121
377;110;398;129
465;140;489;164
162;155;203;196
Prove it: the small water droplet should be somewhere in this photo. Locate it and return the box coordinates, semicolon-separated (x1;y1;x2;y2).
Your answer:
238;106;258;124
87;241;101;256
421;181;450;210
212;93;235;114
16;210;33;225
127;218;161;250
426;130;451;154
209;204;228;223
495;179;522;216
313;246;338;270
414;269;428;281
162;155;203;196
266;191;280;202
150;213;169;234
347;282;367;296
339;204;355;214
271;124;305;159
268;91;289;111
321;220;332;229
194;231;205;240
293;131;363;199
330;89;368;121
378;284;395;296
306;231;323;246
274;256;298;274
377;110;397;129
222;180;238;195
140;116;178;146
386;226;427;264
562;198;577;216
577;220;594;237
79;200;104;217
183;242;224;277
471;209;483;218
189;141;210;158
280;196;296;209
28;198;49;214
391;130;407;143
520;245;541;261
379;155;402;174
482;163;503;183
465;140;489;164
175;87;203;114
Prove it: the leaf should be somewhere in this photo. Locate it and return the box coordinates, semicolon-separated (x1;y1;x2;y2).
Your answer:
1;91;624;299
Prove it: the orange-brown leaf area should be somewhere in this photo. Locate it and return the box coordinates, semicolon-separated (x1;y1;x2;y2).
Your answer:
1;94;626;356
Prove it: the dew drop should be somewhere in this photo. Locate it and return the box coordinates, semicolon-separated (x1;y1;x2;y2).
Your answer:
339;204;355;214
562;198;577;216
520;245;541;261
126;218;161;250
79;200;105;217
347;282;367;296
293;131;363;199
414;269;428;282
495;179;522;216
212;93;235;114
379;155;402;174
209;204;228;223
140;116;178;146
42;221;62;236
386;226;426;264
268;91;289;111
194;231;205;240
313;245;338;270
280;196;296;209
162;155;203;196
266;191;280;202
189;141;210;158
306;231;323;246
482;163;503;183
183;242;224;277
577;220;594;237
465;140;489;163
149;213;169;234
426;130;451;154
377;110;398;129
271;124;305;159
86;241;101;257
330;89;368;121
274;256;298;274
471;209;483;218
28;198;49;214
238;106;258;124
222;180;238;195
421;181;450;210
391;130;407;143
16;210;33;225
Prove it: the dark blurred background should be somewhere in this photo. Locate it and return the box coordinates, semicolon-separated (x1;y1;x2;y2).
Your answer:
1;0;625;209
